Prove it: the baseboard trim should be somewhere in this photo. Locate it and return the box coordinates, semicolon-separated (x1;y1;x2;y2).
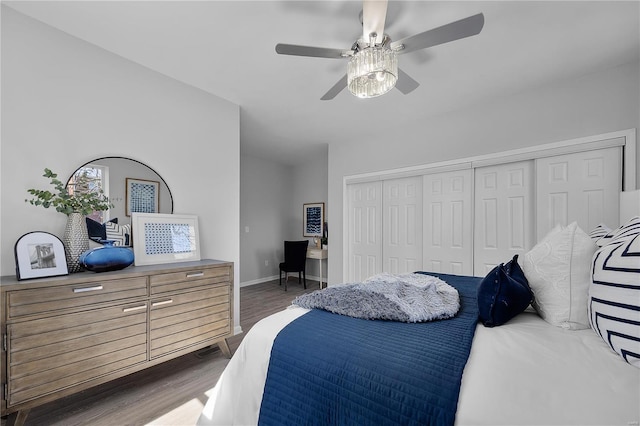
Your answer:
240;274;322;288
240;275;279;287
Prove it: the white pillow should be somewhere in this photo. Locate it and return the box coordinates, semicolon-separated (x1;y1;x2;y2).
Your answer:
522;222;597;330
589;217;640;368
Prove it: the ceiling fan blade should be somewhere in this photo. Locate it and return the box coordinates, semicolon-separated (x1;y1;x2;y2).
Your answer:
276;43;347;59
391;13;484;55
362;0;388;45
395;69;420;94
321;75;348;100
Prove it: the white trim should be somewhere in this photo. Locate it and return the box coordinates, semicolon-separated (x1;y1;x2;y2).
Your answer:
240;274;324;288
342;176;350;284
344;162;472;184
342;129;637;282
240;275;279;287
623;128;637;191
471;136;625;169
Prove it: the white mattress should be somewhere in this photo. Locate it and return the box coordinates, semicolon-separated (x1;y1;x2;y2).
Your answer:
198;307;640;426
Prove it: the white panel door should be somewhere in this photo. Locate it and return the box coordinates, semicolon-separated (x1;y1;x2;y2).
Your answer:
383;177;423;274
423;170;473;275
536;147;621;241
474;161;534;276
347;181;383;282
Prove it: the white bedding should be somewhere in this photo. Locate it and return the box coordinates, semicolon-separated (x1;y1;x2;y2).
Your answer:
198;306;640;426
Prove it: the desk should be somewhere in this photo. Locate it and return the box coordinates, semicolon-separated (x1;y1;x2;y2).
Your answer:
307;248;327;289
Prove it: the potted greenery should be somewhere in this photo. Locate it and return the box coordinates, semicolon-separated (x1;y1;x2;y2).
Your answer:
26;168;112;272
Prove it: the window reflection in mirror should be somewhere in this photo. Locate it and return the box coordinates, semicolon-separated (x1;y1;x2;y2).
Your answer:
67;164;109;222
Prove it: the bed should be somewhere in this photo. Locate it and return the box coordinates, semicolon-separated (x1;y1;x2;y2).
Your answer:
198;214;640;425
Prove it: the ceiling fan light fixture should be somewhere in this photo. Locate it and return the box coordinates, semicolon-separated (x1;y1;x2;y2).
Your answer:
347;46;397;99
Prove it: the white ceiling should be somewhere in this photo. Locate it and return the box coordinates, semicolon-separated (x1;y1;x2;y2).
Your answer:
5;1;639;165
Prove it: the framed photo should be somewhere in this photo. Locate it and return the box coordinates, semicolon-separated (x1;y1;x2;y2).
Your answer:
14;232;68;280
131;213;200;266
303;202;324;237
126;178;160;217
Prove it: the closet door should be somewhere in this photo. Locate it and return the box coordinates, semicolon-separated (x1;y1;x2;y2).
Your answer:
423;170;473;275
347;181;383;282
474;161;534;276
536;147;622;240
383;177;423;274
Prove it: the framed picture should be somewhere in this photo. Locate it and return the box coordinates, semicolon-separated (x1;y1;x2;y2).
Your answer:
14;232;68;280
131;213;200;266
303;202;324;237
126;178;160;217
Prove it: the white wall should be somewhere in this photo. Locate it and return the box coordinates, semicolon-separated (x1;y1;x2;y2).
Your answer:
239;154;293;284
1;6;241;331
239;147;328;287
327;61;640;285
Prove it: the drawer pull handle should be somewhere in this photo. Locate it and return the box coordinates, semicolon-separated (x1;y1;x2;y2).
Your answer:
186;272;204;278
152;299;173;307
73;285;104;293
123;305;146;313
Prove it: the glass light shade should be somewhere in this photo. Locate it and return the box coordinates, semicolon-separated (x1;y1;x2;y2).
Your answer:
347;46;398;98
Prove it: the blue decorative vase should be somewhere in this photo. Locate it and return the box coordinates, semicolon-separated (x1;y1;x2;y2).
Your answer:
79;240;134;273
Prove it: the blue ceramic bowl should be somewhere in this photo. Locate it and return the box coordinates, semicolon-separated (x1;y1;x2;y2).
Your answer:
79;240;134;273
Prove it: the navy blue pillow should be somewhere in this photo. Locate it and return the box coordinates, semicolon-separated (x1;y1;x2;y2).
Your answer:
86;217;118;241
477;254;533;327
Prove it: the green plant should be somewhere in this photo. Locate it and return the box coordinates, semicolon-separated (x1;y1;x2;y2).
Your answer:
26;168;112;216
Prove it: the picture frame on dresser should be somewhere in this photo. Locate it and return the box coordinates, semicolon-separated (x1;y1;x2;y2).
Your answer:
131;212;200;266
126;177;160;216
14;231;68;280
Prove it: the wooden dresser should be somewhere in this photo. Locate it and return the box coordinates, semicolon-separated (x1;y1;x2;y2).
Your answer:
0;259;233;425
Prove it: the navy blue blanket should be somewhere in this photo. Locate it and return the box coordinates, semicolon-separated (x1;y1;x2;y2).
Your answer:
258;273;480;426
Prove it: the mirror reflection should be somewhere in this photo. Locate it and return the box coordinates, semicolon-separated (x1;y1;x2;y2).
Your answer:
67;157;173;242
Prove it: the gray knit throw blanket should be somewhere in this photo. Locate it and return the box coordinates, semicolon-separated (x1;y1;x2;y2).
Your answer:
292;273;460;323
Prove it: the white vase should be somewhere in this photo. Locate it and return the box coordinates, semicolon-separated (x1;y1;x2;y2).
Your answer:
63;212;89;273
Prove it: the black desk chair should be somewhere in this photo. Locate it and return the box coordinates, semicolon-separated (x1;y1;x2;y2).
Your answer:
279;240;309;291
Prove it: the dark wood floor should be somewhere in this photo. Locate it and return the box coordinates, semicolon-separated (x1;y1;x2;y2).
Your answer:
2;278;317;426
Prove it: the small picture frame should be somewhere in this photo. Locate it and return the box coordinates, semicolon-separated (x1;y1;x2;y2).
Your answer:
14;232;68;280
131;213;200;266
303;202;324;237
126;178;160;217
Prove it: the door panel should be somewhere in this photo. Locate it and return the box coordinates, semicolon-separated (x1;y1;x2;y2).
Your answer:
383;177;423;274
347;182;382;282
536;147;621;241
423;170;473;275
474;161;534;275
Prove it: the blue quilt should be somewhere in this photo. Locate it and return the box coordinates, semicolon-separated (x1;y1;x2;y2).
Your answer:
258;273;480;426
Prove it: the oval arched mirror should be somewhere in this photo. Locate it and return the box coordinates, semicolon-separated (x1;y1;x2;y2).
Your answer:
67;157;173;226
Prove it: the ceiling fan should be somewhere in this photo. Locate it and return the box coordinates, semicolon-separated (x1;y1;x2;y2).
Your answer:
275;0;484;100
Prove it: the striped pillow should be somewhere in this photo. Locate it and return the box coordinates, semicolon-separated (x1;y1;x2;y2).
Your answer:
588;223;612;246
611;216;640;240
588;217;640;368
105;221;131;246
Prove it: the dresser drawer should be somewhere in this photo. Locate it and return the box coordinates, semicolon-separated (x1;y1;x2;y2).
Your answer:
150;265;231;295
7;277;148;318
